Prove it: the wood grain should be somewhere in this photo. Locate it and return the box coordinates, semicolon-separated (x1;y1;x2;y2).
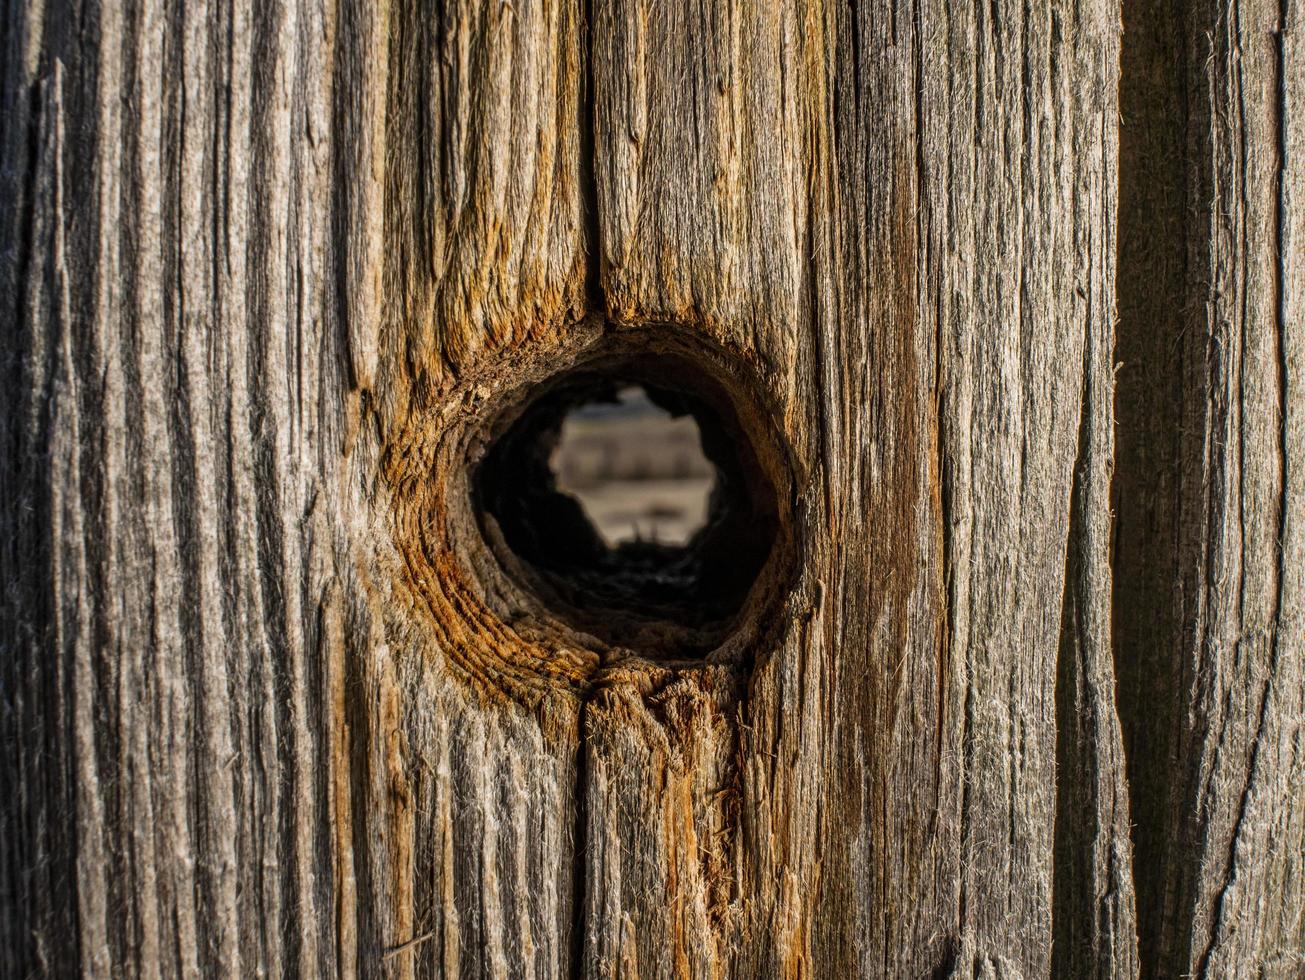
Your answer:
1115;0;1305;974
588;0;1135;975
0;0;1297;976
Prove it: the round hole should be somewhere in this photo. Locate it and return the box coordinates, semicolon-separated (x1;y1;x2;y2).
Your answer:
470;346;788;658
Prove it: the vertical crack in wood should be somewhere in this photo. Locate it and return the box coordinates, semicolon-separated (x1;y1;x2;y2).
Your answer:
916;0;953;835
567;704;591;980
569;0;601;973
1052;303;1137;977
578;0;604;320
1052;342;1092;980
1112;0;1190;969
1272;0;1289;638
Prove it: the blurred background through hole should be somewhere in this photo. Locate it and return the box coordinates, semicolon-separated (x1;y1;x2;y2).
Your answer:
472;353;783;654
551;386;714;547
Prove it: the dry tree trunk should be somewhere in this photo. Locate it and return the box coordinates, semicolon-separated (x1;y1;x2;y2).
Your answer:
0;0;1297;978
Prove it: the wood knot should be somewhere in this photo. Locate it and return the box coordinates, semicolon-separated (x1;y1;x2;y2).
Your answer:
385;323;800;703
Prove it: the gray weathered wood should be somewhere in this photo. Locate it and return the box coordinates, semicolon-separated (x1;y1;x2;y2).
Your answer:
1115;0;1305;974
0;0;1297;977
588;1;1133;976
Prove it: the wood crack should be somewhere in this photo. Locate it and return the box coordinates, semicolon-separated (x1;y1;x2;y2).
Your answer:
569;0;601;970
578;0;603;320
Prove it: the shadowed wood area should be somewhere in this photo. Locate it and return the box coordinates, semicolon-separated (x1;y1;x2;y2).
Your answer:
0;0;1297;976
1114;0;1305;974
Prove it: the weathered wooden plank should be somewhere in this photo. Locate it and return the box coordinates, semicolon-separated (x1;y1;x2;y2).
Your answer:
1115;0;1305;973
588;5;847;975
0;0;346;973
365;4;593;976
0;0;598;972
919;0;1133;972
588;0;1135;975
2;0;1300;975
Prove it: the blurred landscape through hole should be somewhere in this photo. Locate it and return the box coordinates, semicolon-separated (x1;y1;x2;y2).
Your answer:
551;386;714;547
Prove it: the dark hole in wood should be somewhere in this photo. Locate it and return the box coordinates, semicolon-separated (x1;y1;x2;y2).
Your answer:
472;353;780;655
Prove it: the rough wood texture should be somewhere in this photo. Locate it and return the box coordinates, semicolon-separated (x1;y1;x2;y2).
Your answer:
589;1;1133;976
0;0;1296;978
0;2;348;972
1114;0;1305;974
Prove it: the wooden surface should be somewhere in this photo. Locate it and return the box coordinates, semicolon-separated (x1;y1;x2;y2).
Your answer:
1114;0;1305;974
0;0;1299;978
